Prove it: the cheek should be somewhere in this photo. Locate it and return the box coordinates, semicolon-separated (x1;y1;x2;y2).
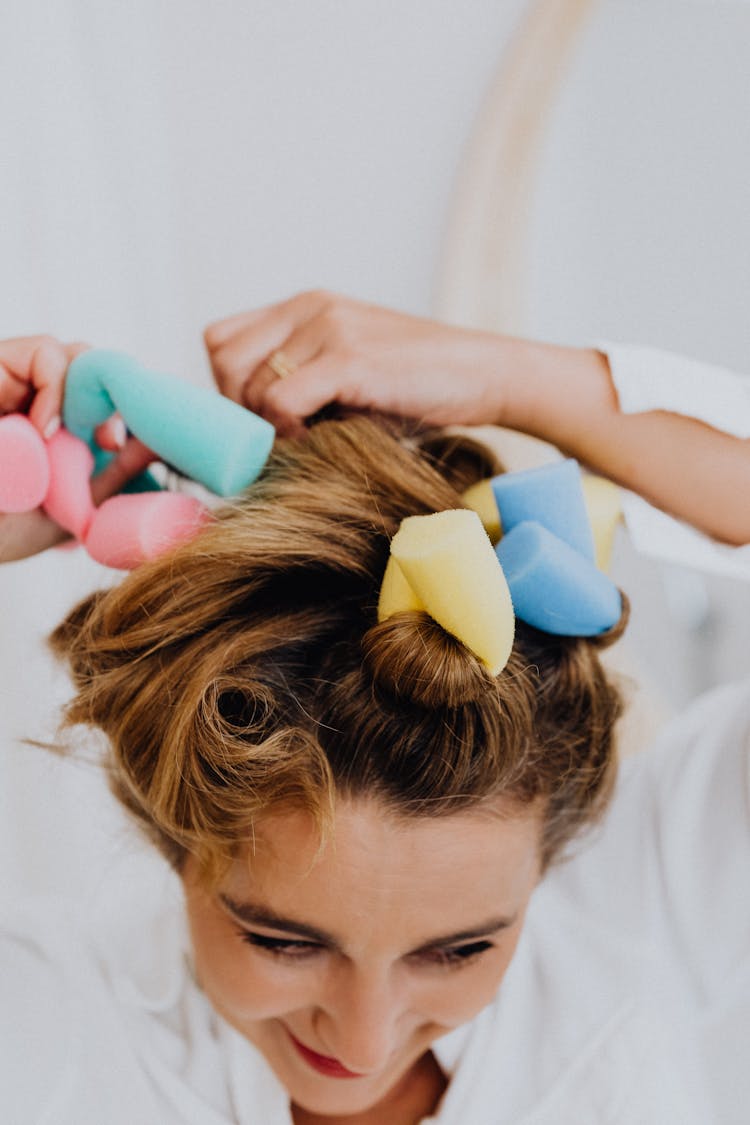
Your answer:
186;902;303;1022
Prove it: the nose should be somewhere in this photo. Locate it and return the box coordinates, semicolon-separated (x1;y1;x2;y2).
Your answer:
315;967;404;1074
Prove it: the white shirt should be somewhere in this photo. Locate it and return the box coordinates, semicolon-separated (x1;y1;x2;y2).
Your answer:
2;344;749;1124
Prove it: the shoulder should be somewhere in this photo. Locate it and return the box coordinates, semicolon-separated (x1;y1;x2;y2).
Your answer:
0;872;285;1124
0;897;88;1124
0;874;191;1124
449;906;715;1124
544;676;750;999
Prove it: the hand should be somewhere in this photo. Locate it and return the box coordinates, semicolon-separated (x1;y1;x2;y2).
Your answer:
204;291;513;435
0;336;154;562
0;335;87;438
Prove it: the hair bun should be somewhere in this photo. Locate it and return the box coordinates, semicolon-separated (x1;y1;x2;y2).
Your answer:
362;612;495;708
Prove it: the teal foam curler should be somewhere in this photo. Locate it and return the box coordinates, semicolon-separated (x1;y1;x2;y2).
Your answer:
64;349;275;497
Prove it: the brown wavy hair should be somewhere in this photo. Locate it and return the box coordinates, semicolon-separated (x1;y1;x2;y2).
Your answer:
49;417;627;884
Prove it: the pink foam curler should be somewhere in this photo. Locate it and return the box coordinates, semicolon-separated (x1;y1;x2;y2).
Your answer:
42;428;96;540
0;414;51;513
85;492;212;570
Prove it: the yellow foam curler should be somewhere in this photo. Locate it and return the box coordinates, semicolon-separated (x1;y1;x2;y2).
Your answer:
462;478;502;544
382;509;515;674
377;555;425;619
581;475;622;573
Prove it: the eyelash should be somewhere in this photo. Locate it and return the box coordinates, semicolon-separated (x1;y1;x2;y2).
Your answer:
239;931;319;959
237;929;494;970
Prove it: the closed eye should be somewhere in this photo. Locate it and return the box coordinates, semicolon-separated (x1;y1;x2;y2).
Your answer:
238;930;495;969
238;930;322;959
411;940;495;969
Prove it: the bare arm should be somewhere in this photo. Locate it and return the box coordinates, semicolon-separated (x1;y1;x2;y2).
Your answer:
205;292;750;546
496;339;750;546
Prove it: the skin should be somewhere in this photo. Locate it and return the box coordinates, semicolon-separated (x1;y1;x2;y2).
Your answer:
204;290;750;545
0;335;155;561
2;298;749;559
182;798;542;1125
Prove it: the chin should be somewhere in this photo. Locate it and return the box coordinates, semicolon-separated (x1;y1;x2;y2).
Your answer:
279;1067;396;1118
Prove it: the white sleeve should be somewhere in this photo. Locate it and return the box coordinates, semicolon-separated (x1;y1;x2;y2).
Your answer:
603;344;750;439
599;343;750;580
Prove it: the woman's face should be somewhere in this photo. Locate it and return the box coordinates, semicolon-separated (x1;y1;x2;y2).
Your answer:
182;798;541;1119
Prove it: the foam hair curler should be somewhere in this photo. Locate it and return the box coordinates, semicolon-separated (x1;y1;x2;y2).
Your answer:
380;457;623;673
496;520;622;635
491;460;595;561
1;348;277;568
0;415;50;512
581;473;622;572
381;509;516;674
43;428;96;539
378;555;425;619
64;349;275;497
461;478;502;544
85;492;212;570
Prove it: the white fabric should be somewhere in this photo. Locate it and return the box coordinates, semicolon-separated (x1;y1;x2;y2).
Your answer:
2;345;750;1123
603;342;750;580
604;345;750;440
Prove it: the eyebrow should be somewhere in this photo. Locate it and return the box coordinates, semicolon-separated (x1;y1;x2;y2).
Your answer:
219;894;517;954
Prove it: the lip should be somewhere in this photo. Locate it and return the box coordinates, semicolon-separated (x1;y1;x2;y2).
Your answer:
286;1030;365;1079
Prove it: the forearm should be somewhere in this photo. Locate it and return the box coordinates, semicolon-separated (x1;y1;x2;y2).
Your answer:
0;511;67;563
488;337;750;546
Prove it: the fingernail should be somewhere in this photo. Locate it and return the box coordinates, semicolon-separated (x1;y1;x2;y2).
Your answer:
43;415;61;440
111;417;127;449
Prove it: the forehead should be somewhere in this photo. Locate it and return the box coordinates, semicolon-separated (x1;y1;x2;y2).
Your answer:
222;799;542;945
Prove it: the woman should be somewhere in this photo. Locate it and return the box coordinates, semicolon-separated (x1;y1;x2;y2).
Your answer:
1;301;748;1123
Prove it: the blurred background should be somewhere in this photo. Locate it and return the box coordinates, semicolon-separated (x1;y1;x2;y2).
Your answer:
2;0;750;906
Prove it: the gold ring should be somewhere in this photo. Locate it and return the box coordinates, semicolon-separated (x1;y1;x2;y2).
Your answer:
265;350;298;380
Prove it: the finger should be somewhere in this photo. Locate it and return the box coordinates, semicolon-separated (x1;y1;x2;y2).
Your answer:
261;355;351;425
94;413;127;451
27;339;77;437
207;316;293;400
89;437;156;505
203;305;272;351
208;309;302;403
65;341;90;359
36;341;90;436
0;378;32;415
243;323;327;416
0;337;68;427
203;290;328;354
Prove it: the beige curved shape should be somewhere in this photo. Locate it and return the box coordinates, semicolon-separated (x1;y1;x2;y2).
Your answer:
435;3;669;754
435;0;597;336
435;0;598;472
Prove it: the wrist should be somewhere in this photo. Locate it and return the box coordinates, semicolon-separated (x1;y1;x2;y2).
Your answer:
497;339;616;451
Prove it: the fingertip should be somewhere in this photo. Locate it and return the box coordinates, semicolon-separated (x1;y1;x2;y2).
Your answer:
94;414;127;451
43;415;61;440
65;341;91;360
28;390;63;440
202;321;224;351
203;313;250;352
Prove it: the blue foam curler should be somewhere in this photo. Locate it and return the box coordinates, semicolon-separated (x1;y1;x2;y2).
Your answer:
64;349;275;497
497;520;621;636
491;460;595;562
